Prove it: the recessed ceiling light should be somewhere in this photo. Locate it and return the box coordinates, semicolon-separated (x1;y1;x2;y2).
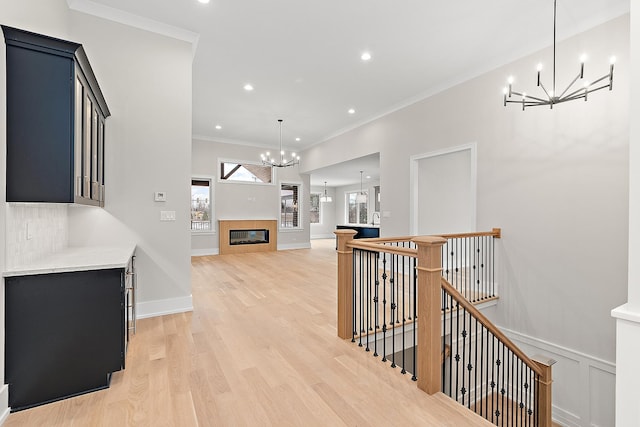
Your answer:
366;175;371;179
215;125;222;130
197;0;210;3
361;52;372;61
348;108;355;114
295;137;301;142
243;83;254;91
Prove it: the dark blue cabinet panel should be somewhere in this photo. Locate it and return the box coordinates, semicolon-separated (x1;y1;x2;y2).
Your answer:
5;269;125;412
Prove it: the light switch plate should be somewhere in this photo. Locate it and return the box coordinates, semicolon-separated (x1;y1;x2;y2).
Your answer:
160;211;176;221
154;191;167;202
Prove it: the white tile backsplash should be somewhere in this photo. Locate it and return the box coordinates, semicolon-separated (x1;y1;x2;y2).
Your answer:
6;203;69;269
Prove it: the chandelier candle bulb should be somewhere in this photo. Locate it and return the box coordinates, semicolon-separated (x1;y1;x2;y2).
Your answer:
537;63;543;86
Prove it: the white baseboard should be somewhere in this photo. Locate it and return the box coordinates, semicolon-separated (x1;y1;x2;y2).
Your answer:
191;248;219;256
277;242;311;251
311;234;335;239
137;295;193;319
0;384;9;424
499;327;616;427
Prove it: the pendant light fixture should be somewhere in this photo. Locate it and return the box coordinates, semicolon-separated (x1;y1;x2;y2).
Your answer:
320;181;333;203
503;0;615;110
260;119;300;168
356;171;367;203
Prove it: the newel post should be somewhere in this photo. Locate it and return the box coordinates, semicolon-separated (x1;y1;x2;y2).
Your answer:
335;229;357;339
412;235;447;395
532;355;556;427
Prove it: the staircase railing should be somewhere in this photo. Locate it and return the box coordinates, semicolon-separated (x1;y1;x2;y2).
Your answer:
335;229;554;427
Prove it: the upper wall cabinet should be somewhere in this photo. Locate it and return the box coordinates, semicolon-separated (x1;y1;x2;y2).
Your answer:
2;26;110;207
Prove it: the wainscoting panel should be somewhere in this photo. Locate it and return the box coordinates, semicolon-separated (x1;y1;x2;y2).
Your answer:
500;327;616;427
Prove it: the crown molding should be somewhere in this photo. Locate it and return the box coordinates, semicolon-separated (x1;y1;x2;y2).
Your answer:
66;0;200;57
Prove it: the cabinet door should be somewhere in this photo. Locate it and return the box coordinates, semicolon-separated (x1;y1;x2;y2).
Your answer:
5;269;124;411
98;115;105;204
91;107;99;200
5;44;74;202
74;77;83;199
83;93;93;199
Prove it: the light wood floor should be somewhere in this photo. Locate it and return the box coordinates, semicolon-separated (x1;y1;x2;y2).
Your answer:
4;239;493;426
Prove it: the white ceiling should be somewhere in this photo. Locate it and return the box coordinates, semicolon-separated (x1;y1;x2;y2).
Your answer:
75;0;628;156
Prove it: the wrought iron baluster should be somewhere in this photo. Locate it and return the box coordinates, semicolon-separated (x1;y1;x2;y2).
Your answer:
390;253;396;368
479;321;484;417
466;305;472;409
381;253;387;362
474;317;479;413
365;251;371;352
442;288;446;392
411;255;417;381
401;253;407;375
455;301;460;403
373;252;380;357
449;291;454;397
352;250;357;343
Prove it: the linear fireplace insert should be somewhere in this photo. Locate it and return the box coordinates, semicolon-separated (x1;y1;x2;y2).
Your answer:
229;229;269;245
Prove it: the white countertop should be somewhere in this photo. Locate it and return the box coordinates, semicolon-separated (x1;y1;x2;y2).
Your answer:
3;245;136;277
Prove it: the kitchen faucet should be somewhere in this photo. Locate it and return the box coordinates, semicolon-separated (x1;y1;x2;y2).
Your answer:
372;212;380;225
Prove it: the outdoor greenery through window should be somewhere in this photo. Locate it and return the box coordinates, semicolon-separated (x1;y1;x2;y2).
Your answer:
191;179;212;231
220;161;272;183
347;191;368;224
281;183;300;229
310;193;321;224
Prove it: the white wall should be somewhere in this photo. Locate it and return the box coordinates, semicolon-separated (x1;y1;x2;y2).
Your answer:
310;185;337;239
192;138;311;253
414;147;474;235
66;10;193;317
613;1;640;426
302;15;629;427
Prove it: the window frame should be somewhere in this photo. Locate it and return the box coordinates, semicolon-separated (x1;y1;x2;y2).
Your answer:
191;176;215;234
279;181;303;231
217;158;274;186
345;190;369;225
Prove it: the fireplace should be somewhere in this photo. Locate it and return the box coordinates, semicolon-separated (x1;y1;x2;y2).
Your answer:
229;229;269;245
218;220;277;254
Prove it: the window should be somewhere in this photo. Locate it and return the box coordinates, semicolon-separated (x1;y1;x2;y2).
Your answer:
281;183;301;229
347;191;368;225
191;178;213;232
310;192;321;224
220;161;272;184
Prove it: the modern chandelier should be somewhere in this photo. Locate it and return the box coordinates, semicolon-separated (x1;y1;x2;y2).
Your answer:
356;171;367;203
503;0;615;110
320;181;333;203
260;119;300;168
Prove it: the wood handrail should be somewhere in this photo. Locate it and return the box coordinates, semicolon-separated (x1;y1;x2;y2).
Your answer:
437;228;502;239
340;228;501;247
440;277;542;377
347;240;418;257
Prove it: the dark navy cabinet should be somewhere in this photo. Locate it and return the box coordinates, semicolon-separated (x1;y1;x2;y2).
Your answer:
2;26;110;206
5;268;127;412
336;225;380;239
